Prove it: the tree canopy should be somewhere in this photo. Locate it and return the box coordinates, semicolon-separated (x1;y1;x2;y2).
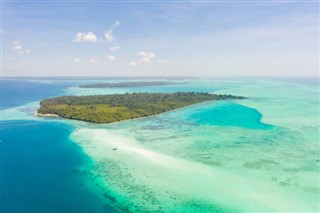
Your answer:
38;92;245;123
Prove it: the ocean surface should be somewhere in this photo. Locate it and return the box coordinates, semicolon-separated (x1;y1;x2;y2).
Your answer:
1;77;319;212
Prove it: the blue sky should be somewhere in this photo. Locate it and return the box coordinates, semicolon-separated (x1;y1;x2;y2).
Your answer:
2;1;319;76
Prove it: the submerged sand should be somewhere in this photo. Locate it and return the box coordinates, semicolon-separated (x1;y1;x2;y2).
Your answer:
71;128;318;212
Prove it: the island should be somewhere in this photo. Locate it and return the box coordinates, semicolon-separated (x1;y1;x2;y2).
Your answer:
37;92;245;123
79;81;178;88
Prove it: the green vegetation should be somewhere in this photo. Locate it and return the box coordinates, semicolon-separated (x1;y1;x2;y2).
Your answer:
38;92;245;123
79;81;178;88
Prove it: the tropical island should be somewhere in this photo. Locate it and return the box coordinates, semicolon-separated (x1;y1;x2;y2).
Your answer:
79;81;178;88
37;92;245;123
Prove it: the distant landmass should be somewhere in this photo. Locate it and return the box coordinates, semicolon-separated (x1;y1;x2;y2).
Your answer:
79;81;179;88
37;92;245;123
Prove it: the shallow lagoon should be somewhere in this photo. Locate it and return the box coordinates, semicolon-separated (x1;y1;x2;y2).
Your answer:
1;77;319;212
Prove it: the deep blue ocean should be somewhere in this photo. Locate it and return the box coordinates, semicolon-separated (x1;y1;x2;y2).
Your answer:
1;79;76;110
1;79;116;213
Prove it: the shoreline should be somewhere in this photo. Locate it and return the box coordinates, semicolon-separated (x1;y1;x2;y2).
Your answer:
34;112;60;117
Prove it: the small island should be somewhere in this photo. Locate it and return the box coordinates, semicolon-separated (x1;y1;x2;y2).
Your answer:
38;92;245;123
79;81;178;88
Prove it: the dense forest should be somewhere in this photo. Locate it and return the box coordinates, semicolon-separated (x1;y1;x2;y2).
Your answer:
38;92;245;123
79;81;178;88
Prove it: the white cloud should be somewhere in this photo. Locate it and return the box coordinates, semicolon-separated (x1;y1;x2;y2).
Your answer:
138;51;155;63
73;58;80;63
73;32;98;43
82;32;98;42
72;21;120;43
13;42;31;55
113;20;120;27
104;20;120;42
104;29;114;42
89;58;98;64
110;46;120;52
108;55;117;62
13;44;23;50
130;51;156;66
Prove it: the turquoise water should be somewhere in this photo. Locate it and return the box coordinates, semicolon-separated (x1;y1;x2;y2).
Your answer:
187;101;273;129
1;77;319;212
